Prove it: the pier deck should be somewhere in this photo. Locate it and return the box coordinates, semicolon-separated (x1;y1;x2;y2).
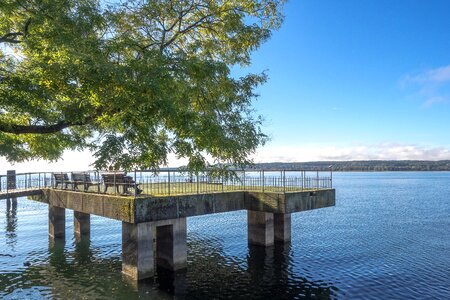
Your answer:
32;188;335;223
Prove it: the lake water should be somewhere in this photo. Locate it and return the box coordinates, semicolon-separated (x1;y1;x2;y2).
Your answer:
1;172;449;299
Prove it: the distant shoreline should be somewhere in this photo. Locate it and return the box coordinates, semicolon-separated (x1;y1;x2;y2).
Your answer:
252;160;450;172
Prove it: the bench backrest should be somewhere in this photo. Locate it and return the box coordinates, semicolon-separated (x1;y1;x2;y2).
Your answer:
53;173;69;183
72;172;91;183
101;173;126;184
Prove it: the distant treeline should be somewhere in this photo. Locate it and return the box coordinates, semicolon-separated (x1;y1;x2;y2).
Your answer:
251;160;450;171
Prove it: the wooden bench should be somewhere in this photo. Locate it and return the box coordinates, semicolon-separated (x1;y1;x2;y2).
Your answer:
101;173;143;195
71;172;100;192
53;173;74;189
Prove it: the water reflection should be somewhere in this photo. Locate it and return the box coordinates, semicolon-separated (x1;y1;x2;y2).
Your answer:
1;233;337;299
181;237;336;299
156;267;187;297
73;236;93;263
5;198;17;248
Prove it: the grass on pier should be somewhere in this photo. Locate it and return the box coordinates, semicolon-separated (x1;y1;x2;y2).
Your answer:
65;182;325;197
138;182;319;196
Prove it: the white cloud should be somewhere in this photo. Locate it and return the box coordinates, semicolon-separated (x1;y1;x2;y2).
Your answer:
3;143;450;174
252;143;450;162
401;65;450;107
422;96;447;108
404;65;450;84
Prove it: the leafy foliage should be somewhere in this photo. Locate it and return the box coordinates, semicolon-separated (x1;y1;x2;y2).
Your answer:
0;0;284;170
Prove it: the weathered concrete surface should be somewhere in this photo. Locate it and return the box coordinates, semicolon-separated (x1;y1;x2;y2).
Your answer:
122;221;154;280
155;218;187;271
284;189;336;213
32;188;335;224
33;189;135;222
274;213;291;242
74;211;90;240
248;210;274;246
49;205;65;239
122;218;187;280
134;192;245;223
245;189;335;214
0;189;42;200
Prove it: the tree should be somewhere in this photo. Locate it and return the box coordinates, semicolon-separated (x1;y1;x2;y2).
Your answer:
0;0;284;170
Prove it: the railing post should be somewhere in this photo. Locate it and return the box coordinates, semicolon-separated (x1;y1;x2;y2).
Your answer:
316;170;319;190
302;171;304;191
243;170;246;191
330;165;333;188
134;170;137;197
196;173;199;194
283;170;286;193
114;171;116;195
168;170;171;196
221;173;224;192
262;170;265;193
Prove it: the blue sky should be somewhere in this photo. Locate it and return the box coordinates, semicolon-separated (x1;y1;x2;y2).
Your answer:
2;0;450;171
246;0;450;162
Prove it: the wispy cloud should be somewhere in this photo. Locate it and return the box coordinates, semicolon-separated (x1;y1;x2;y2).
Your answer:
253;143;450;162
401;65;450;107
403;65;450;84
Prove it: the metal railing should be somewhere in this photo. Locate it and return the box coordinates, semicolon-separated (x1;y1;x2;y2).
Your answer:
0;169;333;197
0;172;53;194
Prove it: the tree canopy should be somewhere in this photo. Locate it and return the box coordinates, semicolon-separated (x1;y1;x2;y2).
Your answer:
0;0;284;170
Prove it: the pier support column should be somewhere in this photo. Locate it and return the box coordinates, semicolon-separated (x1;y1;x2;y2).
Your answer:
247;210;274;246
156;217;187;271
74;211;90;240
49;206;65;239
122;222;154;280
274;213;291;242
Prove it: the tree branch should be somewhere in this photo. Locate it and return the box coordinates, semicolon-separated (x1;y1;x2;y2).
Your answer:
0;18;31;44
0;32;24;44
0;119;87;135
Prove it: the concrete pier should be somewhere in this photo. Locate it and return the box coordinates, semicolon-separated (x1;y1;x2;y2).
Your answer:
74;211;90;240
31;187;335;281
156;218;187;271
122;218;187;280
122;221;154;280
248;210;275;246
274;213;291;242
247;211;292;246
49;206;65;240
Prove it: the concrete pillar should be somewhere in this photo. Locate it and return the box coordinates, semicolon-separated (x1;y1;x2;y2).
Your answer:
156;217;187;271
74;211;90;241
49;205;65;239
274;213;291;242
122;222;154;280
247;210;274;246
